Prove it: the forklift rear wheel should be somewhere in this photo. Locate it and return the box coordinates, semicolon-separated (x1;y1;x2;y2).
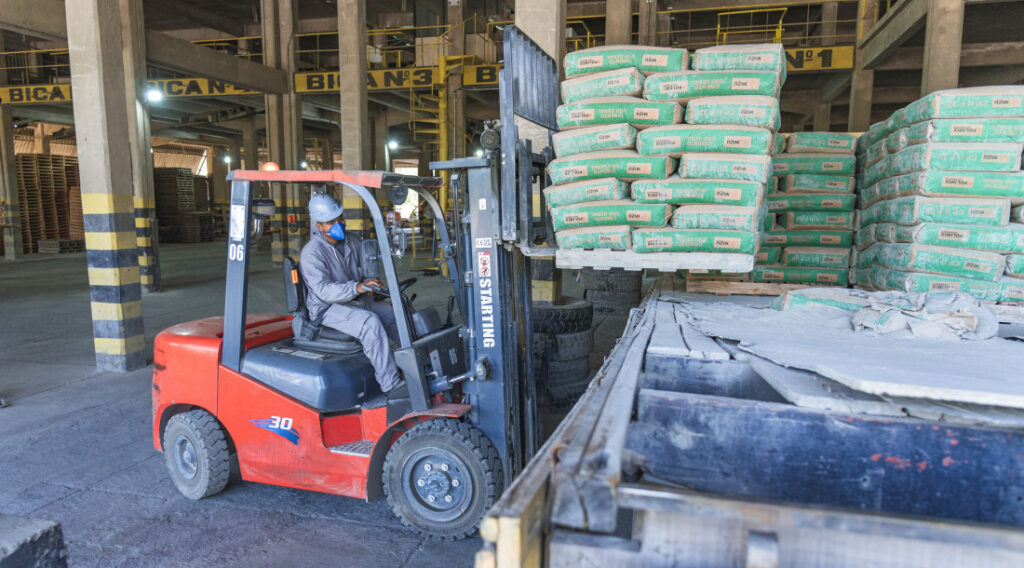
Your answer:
383;418;502;541
163;410;231;500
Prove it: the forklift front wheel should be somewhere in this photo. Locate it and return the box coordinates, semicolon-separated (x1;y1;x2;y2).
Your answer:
383;418;502;541
163;410;231;500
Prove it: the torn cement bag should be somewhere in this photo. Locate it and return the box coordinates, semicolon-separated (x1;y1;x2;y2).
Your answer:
785;132;858;154
635;124;774;157
851;291;998;340
643;70;782;103
556;97;682;130
543;177;630;209
555;225;632;250
552;123;638;158
684;95;782;131
564;45;688;77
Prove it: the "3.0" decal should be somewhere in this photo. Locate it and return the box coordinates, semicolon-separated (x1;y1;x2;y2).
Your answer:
249;415;300;445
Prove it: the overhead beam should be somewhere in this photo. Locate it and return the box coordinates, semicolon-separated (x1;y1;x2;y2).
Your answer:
877;42;1024;71
960;64;1024;87
821;72;853;102
0;0;287;94
146;0;246;38
857;0;928;69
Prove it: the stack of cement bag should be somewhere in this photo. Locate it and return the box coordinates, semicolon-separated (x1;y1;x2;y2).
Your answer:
547;44;786;263
852;86;1024;302
755;131;859;286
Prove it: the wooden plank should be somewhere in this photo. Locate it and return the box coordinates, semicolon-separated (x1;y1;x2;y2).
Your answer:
675;305;730;361
555;248;754;272
613;485;1024;568
685;279;823;296
627;389;1024;527
645;300;689;358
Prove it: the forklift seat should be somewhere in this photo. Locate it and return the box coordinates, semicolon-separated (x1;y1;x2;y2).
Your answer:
283;258;362;355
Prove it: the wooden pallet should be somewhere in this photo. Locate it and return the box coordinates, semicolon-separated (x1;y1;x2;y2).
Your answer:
556;249;754;273
685;279;843;296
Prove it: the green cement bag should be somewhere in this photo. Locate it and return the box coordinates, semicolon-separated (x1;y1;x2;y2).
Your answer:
691;44;787;79
547;151;676;184
560;68;645;103
643;70;781;103
543;178;630;209
757;246;781;264
895;170;1024;203
631;176;764;206
855;224;878;250
1013;204;1024;223
766;193;856;212
557;97;682;130
782;247;851;268
773;134;787;155
631;227;757;253
564;45;688;77
903;87;1024;124
888;143;1024;176
863;196;1010;226
550;199;671;231
554;225;632;250
866;139;888;167
781;173;854;193
671;204;761;231
1006;254;1024;277
762;229;853;248
875;243;1005;281
890;222;1024;253
677;152;772;183
887;129;906;154
552;123;638;158
772;153;857;176
864;158;890;187
885;269;1007;302
786;132;858;154
684;95;782;131
904;117;1024;145
779;211;854;230
635;124;773;156
752;266;848;286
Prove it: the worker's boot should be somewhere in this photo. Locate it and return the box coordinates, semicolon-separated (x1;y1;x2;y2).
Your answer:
385;381;409;401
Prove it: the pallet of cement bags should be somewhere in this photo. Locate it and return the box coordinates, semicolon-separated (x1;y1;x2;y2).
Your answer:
684;95;782;131
643;70;782;103
564;45;688;77
556;97;682;130
631;177;764;206
547;151;676;184
635;124;774;157
551;124;637;158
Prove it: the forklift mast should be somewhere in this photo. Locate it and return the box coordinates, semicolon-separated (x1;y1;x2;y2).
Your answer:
433;25;559;480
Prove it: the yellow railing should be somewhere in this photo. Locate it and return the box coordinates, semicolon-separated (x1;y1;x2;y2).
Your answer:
717;8;787;44
660;1;858;49
484;19;598;62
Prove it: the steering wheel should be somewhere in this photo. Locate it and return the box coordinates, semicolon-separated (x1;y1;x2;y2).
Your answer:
368;277;417;299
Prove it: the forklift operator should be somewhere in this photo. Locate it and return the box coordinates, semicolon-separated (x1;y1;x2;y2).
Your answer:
300;193;404;393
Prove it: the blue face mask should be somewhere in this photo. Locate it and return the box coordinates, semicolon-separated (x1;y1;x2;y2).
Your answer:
326;221;346;241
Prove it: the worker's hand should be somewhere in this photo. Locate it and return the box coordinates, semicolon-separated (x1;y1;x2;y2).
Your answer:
357;279;383;294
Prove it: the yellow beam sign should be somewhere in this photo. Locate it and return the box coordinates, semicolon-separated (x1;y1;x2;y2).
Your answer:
785;46;854;72
0;84;72;105
0;78;257;106
296;68;439;93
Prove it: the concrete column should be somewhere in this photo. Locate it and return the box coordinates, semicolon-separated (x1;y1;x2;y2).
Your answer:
66;0;146;371
656;11;672;47
638;0;659;47
120;0;160;292
921;0;964;96
242;118;259;170
606;0;632;45
821;2;839;46
210;146;229;206
447;0;467;160
814;101;832;132
517;0;567;303
0;35;23;260
278;0;306;260
848;64;874;131
261;0;288;263
320;137;334;170
339;0;372;236
228;137;241;173
373;112;389;171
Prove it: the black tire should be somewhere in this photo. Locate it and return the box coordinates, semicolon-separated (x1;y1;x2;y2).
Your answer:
585;289;642;306
383;418;502;541
545;357;590;382
532;329;594;362
163;409;231;500
580;268;642;292
532;298;593;334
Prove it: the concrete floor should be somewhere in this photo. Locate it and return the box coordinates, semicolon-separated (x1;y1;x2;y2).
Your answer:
0;242;628;568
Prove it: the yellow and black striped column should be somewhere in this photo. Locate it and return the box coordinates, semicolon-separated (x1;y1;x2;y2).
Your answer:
531;256;561;304
341;192;371;237
134;196;160;291
84;193;146;371
67;0;147;372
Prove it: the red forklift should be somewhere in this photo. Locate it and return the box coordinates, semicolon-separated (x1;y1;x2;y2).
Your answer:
152;26;559;540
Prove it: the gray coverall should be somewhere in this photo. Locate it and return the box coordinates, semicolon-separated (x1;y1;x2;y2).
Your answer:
300;230;402;392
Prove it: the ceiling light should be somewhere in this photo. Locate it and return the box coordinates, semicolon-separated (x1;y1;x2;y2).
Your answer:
145;88;163;103
388;140;398;150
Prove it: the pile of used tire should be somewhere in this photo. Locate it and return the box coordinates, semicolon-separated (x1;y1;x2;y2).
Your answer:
580;268;643;316
532;298;594;411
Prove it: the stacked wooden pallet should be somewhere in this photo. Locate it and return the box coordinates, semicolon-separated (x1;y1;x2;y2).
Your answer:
67;186;84;240
38;239;85;254
11;155;79;254
154;168;196;218
192;175;210;212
